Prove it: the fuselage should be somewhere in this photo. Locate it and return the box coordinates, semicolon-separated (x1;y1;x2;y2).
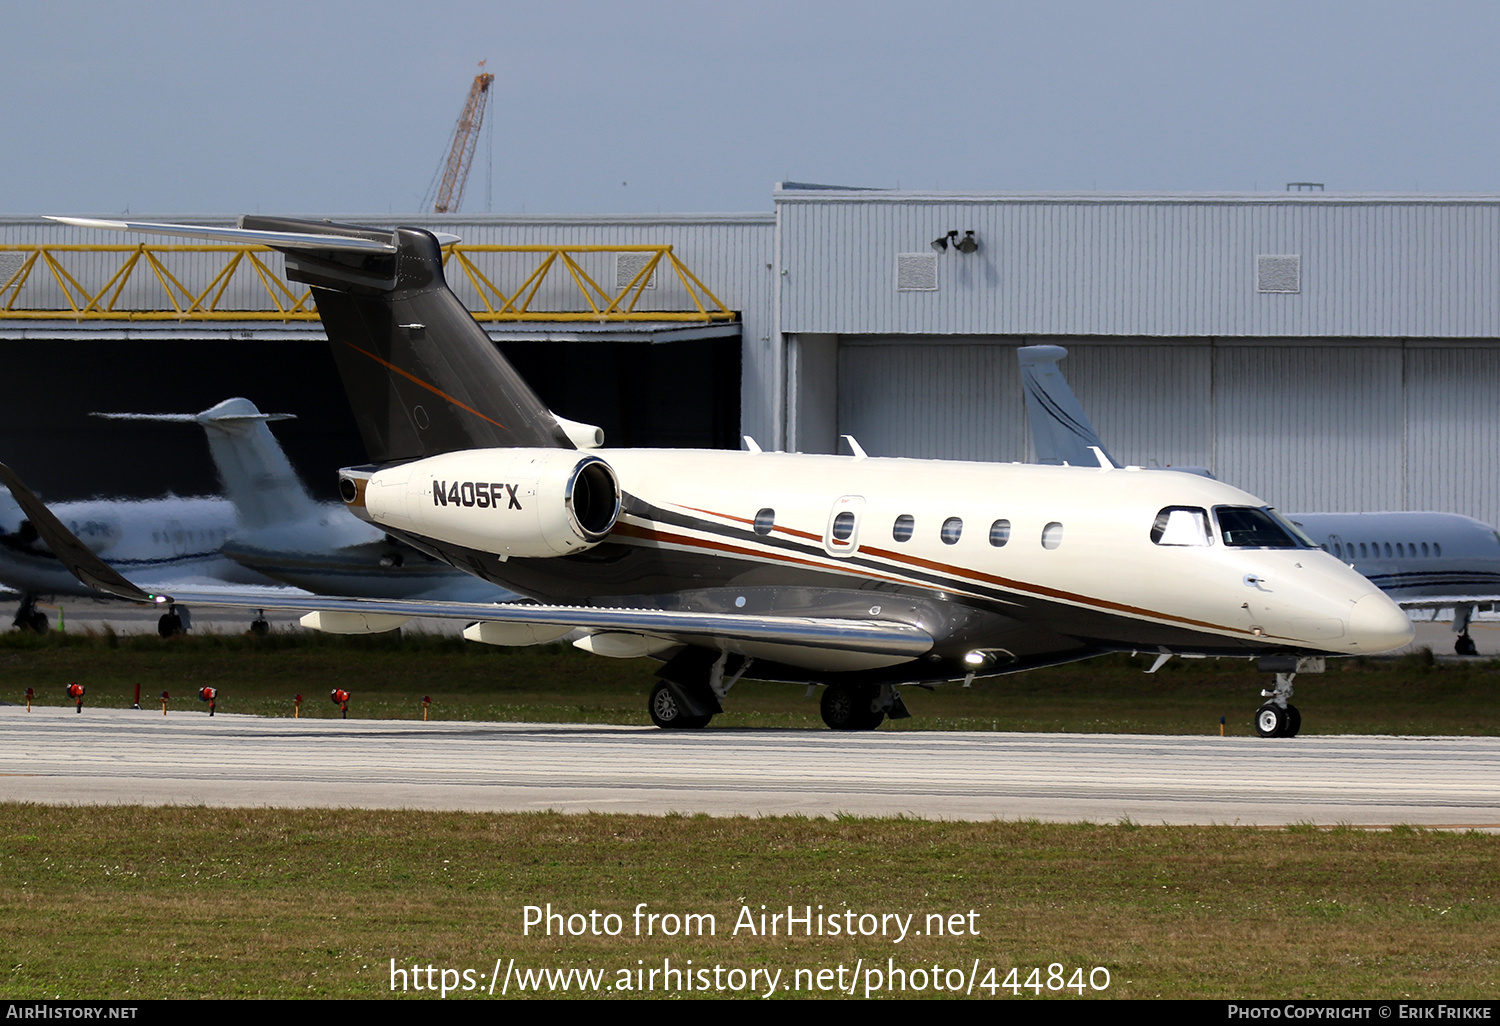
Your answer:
349;448;1415;683
0;496;274;596
1289;511;1500;603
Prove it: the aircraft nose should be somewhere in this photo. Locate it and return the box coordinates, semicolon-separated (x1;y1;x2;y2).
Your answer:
1347;593;1415;653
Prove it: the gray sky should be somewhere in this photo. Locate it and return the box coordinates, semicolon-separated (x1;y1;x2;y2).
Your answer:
4;0;1499;215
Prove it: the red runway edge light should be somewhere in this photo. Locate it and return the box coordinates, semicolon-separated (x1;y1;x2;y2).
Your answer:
198;686;217;717
331;689;350;719
65;682;84;713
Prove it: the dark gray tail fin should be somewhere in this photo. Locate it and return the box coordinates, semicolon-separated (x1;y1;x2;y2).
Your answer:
240;215;571;464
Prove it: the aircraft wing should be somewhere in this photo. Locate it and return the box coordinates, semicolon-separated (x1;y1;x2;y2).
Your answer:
1389;595;1500;611
161;586;933;662
0;462;932;666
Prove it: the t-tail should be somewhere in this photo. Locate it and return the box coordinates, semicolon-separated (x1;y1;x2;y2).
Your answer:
1018;344;1119;469
1017;344;1215;478
95;398;320;531
237;216;573;464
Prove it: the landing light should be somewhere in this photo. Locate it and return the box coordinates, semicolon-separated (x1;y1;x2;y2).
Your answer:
963;650;987;667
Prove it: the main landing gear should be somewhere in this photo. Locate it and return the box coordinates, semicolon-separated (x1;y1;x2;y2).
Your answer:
646;649;756;730
1454;604;1479;656
157;604;192;638
648;681;713;729
12;594;47;634
819;682;910;731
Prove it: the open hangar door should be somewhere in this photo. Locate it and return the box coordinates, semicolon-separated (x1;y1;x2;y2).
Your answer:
0;325;741;505
829;336;1500;526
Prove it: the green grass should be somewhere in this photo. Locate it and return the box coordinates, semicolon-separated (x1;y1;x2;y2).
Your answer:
0;805;1495;999
2;628;1497;736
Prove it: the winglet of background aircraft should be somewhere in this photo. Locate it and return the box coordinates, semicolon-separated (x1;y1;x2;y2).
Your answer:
0;462;163;605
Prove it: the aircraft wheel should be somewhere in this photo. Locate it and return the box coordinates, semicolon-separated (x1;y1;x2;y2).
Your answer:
1456;633;1479;656
821;683;882;731
158;613;184;639
1284;704;1302;738
649;681;710;729
1254;703;1289;738
25;611;48;634
249;619;270;636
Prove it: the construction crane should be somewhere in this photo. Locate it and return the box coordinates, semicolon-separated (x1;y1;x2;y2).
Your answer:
429;64;495;214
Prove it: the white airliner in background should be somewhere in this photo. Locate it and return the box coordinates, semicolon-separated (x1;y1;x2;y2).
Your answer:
4;396;514;635
1018;344;1500;656
9;214;1417;739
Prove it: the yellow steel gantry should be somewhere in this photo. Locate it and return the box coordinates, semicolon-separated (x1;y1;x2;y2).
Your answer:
0;243;735;323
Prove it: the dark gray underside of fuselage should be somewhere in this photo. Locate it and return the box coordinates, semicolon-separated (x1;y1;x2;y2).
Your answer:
376;505;1294;686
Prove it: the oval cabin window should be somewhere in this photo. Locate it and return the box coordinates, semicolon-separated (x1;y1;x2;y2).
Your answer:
940;517;963;545
893;514;915;542
1042;522;1064;550
989;519;1011;547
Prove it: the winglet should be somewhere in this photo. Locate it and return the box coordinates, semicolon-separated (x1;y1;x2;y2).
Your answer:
0;463;166;604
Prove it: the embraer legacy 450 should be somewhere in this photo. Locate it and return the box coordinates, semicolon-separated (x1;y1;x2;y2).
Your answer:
10;215;1413;734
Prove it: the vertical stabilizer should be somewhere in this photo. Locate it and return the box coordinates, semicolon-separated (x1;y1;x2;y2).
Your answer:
240;217;572;464
1018;345;1118;468
95;398;321;531
193;399;321;530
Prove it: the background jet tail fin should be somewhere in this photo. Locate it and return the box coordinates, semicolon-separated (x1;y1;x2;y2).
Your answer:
96;398;321;531
1018;345;1119;468
238;216;574;464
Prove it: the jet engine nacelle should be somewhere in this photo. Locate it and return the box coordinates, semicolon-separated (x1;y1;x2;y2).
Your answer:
349;449;621;558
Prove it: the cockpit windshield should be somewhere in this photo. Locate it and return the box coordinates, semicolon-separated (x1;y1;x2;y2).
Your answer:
1214;506;1312;549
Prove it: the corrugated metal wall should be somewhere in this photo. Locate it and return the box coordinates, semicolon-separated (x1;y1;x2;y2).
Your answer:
779;193;1500;338
834;337;1500;526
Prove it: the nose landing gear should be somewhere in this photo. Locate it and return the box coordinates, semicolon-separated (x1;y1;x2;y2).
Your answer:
1252;656;1320;738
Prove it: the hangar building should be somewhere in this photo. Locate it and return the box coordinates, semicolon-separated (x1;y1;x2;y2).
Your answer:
4;188;1499;527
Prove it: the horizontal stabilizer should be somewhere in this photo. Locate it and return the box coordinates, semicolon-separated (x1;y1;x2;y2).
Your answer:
46;216;461;249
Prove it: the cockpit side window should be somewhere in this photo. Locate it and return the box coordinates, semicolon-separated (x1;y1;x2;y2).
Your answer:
1151;506;1212;546
1214;506;1309;549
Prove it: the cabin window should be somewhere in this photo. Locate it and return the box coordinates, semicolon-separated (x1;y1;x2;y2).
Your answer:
832;511;856;542
1421;542;1430;557
989;519;1011;547
893;514;915;542
1042;522;1064;549
1214;506;1307;548
940;517;963;545
1150;507;1211;546
1435;542;1442;557
753;508;775;535
1331;542;1341;558
1358;543;1367;559
1384;542;1392;558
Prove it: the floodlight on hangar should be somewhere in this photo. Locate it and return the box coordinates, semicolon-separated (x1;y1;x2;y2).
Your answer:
931;230;979;253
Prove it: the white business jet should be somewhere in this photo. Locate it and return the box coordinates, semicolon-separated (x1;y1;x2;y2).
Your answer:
1018;344;1500;657
11;215;1414;736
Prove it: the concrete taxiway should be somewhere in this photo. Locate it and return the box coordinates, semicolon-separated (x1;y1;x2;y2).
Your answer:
2;707;1496;826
